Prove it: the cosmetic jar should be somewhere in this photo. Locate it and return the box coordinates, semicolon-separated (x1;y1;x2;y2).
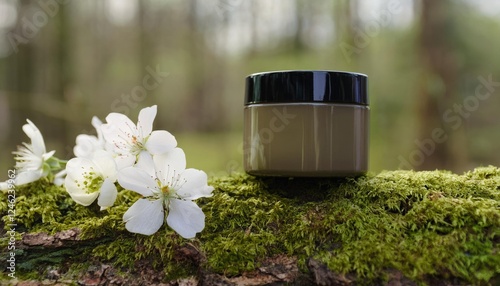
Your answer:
243;70;369;177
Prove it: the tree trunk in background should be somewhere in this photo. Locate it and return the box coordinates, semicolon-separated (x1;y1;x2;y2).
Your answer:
293;0;305;52
335;0;360;66
138;1;152;72
248;1;259;56
90;1;111;106
417;0;467;171
183;0;226;132
184;0;206;131
53;3;70;157
6;0;35;148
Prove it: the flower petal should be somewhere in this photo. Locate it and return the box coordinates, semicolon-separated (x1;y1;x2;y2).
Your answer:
41;150;56;161
15;170;43;186
175;169;214;200
101;113;137;152
136;151;155;175
53;169;67;186
23;119;46;155
123;198;164;235
154;148;186;186
145;130;177;155
92;150;117;181
68;191;100;206
91;116;103;130
137;105;156;139
74;134;100;158
0;182;9;191
97;178;118;210
117;166;157;197
114;154;137;170
104;112;136;131
65;174;99;206
65;157;96;182
167;199;205;239
92;116;106;146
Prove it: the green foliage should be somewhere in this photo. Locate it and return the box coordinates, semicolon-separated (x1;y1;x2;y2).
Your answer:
1;167;499;284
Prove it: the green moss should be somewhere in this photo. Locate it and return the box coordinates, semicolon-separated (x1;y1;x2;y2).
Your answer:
1;167;499;284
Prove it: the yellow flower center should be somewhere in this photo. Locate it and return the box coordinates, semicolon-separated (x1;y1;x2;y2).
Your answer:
76;170;103;194
161;185;170;195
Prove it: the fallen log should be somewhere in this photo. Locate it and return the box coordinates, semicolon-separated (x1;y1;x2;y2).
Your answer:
1;167;499;285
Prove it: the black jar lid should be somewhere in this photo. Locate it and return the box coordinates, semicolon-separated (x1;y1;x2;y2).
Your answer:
245;70;368;105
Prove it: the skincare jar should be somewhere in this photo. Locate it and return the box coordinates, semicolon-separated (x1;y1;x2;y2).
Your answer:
243;70;369;177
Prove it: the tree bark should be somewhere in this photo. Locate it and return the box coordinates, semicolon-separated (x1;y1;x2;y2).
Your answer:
182;0;227;132
417;0;467;171
5;0;36;146
4;168;499;285
10;230;430;286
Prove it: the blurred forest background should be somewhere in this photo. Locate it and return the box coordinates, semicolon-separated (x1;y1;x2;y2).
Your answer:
1;0;500;179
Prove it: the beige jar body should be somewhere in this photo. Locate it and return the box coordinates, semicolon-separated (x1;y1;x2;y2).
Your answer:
244;103;369;177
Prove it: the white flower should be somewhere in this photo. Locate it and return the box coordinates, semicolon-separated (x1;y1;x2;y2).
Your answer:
101;105;177;169
73;116;107;159
65;150;118;210
0;182;9;191
12;119;56;186
53;169;67;187
118;148;213;238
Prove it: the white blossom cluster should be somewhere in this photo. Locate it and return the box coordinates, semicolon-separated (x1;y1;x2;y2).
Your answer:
1;106;213;238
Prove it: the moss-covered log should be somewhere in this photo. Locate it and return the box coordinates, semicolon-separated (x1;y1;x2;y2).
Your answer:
1;167;499;285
